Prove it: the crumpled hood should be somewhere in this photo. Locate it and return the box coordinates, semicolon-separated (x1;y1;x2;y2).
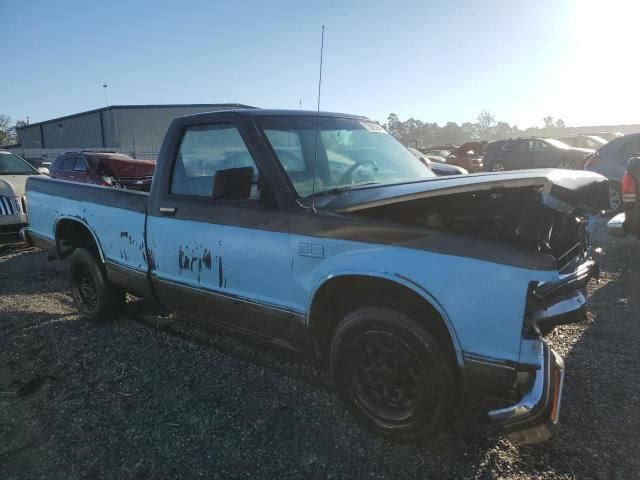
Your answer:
0;175;30;197
315;169;610;214
95;157;156;178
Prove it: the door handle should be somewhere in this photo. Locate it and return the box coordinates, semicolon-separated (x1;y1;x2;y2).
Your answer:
159;207;176;216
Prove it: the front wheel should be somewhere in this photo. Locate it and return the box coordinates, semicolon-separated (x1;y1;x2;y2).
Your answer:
557;160;576;169
69;247;125;321
330;307;454;443
489;161;507;172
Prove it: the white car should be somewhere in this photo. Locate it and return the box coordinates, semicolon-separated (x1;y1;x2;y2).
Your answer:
0;151;42;236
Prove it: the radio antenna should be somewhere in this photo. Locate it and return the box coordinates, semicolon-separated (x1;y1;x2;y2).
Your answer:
311;25;325;211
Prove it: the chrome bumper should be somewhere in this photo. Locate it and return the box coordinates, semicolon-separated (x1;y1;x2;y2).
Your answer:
488;343;565;444
19;227;31;246
607;213;626;237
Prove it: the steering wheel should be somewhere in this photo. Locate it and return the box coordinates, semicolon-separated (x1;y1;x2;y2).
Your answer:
339;158;377;184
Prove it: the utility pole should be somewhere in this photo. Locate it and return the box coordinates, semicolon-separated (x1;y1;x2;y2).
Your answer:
103;83;109;106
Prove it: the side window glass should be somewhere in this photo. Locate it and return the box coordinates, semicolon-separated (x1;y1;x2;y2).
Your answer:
171;124;259;199
74;157;88;172
619;137;640;156
61;157;76;171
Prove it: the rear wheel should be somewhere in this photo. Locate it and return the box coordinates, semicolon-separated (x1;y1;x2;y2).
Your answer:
330;307;454;443
69;247;125;321
606;182;622;215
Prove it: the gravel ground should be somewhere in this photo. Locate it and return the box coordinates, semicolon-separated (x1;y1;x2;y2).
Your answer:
1;219;639;479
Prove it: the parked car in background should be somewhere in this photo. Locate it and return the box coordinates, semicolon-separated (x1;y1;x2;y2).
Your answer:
422;147;453;160
0;150;41;235
608;157;640;236
18;154;52;174
50;152;155;192
584;133;640;214
483;138;592;172
446;141;485;172
408;148;467;175
559;135;608;150
583;132;624;142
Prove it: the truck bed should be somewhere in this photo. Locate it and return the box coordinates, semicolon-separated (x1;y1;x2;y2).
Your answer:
26;176;149;280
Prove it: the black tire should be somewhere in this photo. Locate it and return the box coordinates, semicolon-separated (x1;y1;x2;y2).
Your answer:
330;307;454;443
605;182;623;215
487;161;507;172
69;247;125;321
557;159;576;170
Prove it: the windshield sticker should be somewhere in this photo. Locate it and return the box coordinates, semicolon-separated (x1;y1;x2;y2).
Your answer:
360;122;389;134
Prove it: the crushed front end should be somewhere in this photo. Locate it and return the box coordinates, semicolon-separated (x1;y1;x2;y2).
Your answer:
487;222;600;444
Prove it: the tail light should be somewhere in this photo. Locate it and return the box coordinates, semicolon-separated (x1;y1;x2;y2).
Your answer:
622;172;637;203
583;152;601;169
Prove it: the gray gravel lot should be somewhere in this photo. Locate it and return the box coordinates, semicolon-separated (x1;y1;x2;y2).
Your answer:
1;219;639;479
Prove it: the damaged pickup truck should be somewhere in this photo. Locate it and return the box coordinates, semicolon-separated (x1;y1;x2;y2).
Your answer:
22;109;608;444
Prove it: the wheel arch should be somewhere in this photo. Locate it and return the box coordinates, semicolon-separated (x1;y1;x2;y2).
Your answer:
307;272;464;370
54;216;105;263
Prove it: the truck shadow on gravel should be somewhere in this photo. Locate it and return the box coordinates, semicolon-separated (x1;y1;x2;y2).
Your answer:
0;248;69;296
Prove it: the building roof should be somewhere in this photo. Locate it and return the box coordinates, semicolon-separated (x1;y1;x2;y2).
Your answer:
16;103;257;130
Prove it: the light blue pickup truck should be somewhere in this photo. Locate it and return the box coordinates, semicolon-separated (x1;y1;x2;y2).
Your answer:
23;109;608;444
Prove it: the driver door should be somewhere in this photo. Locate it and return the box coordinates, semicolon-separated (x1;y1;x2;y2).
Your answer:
146;117;304;348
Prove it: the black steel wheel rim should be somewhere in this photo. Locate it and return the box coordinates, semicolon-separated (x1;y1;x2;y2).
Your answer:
74;263;98;310
608;186;621;212
347;331;437;424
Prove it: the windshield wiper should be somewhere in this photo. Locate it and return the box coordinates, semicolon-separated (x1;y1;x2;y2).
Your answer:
307;182;379;197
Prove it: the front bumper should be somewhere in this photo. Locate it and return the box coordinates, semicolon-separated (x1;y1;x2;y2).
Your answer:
607;213;626;237
488;342;565;444
0;212;27;235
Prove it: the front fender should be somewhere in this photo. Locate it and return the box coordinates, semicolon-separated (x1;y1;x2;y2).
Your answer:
307;268;465;368
293;235;558;364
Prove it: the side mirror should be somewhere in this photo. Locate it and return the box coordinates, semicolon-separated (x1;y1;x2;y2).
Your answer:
212;167;254;200
37;167;50;175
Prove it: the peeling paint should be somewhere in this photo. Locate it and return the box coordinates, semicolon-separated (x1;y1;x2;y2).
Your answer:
202;249;212;270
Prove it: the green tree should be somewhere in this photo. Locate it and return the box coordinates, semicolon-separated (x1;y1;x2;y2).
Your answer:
543;116;555;129
555;118;566;128
386;113;404;139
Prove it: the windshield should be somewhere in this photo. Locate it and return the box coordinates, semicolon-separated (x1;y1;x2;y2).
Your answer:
0;152;37;175
258;116;435;196
544;138;572;149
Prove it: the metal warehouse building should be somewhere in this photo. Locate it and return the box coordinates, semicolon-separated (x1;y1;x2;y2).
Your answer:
16;103;254;151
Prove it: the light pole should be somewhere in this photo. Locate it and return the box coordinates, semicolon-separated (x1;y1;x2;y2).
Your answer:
102;83;113;149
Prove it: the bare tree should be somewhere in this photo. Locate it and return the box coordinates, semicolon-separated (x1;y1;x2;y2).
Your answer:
477;111;496;139
543;116;555;129
0;115;15;146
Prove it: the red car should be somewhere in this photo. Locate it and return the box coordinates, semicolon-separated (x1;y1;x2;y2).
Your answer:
51;152;155;191
446;141;486;172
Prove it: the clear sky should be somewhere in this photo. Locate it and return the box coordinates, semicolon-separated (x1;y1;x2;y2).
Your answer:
2;0;638;128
